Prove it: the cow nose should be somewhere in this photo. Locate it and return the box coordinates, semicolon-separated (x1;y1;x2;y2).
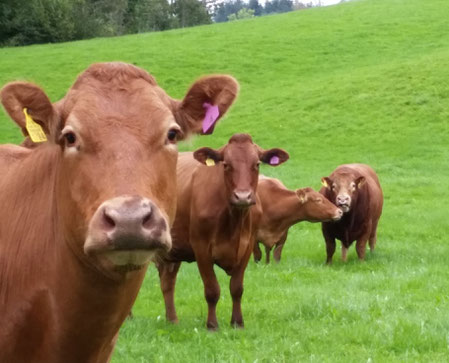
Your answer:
232;190;254;206
334;208;343;219
102;202;152;233
337;195;350;205
85;196;172;256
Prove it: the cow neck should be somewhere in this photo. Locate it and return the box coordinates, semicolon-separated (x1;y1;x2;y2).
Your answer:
0;144;62;308
263;187;301;230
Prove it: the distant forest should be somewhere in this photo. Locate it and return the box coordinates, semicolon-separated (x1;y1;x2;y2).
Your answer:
0;0;321;46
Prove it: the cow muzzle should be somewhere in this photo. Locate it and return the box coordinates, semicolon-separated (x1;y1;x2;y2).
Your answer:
84;196;172;268
230;190;256;208
336;194;351;213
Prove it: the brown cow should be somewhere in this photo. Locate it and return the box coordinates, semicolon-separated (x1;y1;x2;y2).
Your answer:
253;176;343;264
157;134;289;330
0;62;238;362
320;164;383;264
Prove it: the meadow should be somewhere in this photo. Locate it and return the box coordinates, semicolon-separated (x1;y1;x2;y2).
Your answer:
1;0;449;361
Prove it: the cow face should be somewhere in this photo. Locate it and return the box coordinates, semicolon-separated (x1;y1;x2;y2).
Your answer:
0;63;239;273
321;174;366;213
296;188;342;221
194;134;289;208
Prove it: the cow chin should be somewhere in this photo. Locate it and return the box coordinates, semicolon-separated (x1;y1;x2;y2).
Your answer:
338;205;350;213
104;250;157;270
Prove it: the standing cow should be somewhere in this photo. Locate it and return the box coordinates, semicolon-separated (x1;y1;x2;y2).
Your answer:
320;164;383;264
253;176;343;264
157;134;289;330
0;62;238;362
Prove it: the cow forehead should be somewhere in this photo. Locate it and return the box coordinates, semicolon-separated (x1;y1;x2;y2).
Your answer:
62;81;174;140
224;143;258;164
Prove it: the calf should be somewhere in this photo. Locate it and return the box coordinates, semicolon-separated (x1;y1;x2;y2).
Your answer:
320;164;383;264
0;62;238;362
157;134;289;330
253;176;342;264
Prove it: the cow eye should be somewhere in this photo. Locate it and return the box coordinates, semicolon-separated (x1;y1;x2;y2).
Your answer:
167;128;181;144
63;131;77;146
254;162;261;171
223;162;231;171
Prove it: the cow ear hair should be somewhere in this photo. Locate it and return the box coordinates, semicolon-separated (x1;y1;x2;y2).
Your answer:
321;177;332;189
193;147;224;165
1;82;58;143
296;188;307;204
174;75;239;137
355;176;366;189
259;148;289;166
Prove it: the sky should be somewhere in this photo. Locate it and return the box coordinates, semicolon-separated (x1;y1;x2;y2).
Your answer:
311;0;343;5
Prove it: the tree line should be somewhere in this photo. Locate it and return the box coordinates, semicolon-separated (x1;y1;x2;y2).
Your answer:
0;0;321;46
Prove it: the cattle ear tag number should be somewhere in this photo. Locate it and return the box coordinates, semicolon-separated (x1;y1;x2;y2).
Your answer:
205;158;215;167
202;103;220;135
23;108;47;143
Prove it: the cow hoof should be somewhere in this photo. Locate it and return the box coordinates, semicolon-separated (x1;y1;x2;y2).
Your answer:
207;322;219;331
231;322;244;329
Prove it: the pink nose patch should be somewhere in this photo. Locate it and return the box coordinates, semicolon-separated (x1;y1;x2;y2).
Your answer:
269;156;280;165
202;103;220;135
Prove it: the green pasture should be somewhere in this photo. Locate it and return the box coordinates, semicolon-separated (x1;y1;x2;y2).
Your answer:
1;0;448;361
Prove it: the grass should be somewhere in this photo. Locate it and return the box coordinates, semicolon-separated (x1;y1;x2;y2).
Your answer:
1;0;449;361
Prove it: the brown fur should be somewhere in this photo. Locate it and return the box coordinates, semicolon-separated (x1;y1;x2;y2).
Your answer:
320;164;383;264
253;176;342;264
157;134;289;330
0;62;239;362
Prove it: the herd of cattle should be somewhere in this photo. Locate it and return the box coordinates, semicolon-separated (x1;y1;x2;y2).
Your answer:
0;62;383;362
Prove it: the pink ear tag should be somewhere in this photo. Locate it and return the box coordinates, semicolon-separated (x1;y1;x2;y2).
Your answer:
269;156;280;165
202;103;220;135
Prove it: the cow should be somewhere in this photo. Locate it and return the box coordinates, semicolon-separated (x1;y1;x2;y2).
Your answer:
253;176;343;264
319;164;383;264
0;62;238;362
157;134;289;330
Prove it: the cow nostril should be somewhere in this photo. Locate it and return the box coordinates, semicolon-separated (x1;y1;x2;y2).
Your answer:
102;209;116;230
142;211;152;228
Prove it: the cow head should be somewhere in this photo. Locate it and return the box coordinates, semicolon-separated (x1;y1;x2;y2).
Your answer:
0;62;239;274
193;133;289;208
321;173;366;213
296;187;342;222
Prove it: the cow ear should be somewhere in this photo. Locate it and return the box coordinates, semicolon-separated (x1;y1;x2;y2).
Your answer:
259;148;289;166
193;147;224;166
296;188;308;204
321;177;332;189
175;75;239;137
1;82;58;143
355;176;366;189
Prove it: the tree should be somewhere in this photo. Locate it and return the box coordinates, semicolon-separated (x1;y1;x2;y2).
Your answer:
228;8;254;21
172;0;211;28
248;0;262;16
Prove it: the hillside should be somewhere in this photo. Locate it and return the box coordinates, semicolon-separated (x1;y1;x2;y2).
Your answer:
1;0;449;361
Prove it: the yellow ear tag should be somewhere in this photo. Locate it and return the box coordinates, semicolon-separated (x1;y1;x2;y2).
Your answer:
205;158;215;167
321;178;328;188
24;108;47;143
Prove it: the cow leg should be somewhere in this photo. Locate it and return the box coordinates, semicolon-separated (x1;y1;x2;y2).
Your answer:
253;242;262;263
341;245;348;262
273;232;288;263
195;254;220;330
369;220;379;252
230;266;246;328
157;262;181;323
265;245;272;264
324;236;336;264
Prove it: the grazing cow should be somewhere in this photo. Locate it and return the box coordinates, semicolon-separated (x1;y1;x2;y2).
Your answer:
0;62;238;362
157;134;289;330
320;164;383;264
253;176;343;264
